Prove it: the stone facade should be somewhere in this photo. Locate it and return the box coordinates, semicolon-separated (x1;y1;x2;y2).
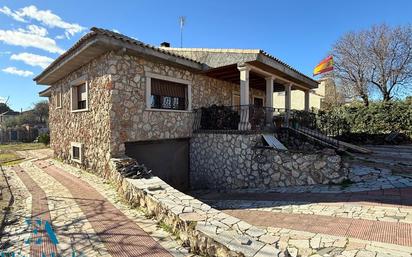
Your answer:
48;52;113;173
190;133;348;190
48;51;265;175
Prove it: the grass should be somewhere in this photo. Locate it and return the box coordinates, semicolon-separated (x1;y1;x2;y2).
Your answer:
0;143;47;166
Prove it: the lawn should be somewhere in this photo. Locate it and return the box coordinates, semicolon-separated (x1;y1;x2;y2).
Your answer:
0;143;47;165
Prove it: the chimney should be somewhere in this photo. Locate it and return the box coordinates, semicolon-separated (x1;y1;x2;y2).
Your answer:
160;42;170;48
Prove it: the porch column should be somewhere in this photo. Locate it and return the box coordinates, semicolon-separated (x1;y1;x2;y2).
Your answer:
304;90;310;112
284;83;292;126
265;76;274;128
238;64;251;130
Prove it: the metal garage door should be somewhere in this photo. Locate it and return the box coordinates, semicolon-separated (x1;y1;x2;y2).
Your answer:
125;138;189;192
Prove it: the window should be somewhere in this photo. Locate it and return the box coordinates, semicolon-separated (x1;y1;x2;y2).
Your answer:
149;78;188;110
55;86;62;109
71;142;83;163
71;81;88;112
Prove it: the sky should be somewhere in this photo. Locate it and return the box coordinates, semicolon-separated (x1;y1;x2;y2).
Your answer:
0;0;411;111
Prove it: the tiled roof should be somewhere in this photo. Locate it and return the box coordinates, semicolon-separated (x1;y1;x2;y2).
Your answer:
34;27;202;82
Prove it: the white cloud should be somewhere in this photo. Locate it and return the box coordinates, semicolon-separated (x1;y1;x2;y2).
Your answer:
2;66;34;77
0;26;64;54
0;96;6;103
3;5;86;38
0;6;26;22
10;52;53;69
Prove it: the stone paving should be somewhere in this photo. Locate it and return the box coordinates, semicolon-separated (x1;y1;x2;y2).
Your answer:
1;158;197;257
194;164;412;256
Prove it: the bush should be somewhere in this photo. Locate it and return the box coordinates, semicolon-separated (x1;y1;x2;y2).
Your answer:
37;133;50;145
318;100;412;143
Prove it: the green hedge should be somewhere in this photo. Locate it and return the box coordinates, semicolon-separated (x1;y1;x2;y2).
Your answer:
318;100;412;136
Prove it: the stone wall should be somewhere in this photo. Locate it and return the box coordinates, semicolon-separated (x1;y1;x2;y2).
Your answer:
190;133;348;190
109;157;283;257
49;52;113;173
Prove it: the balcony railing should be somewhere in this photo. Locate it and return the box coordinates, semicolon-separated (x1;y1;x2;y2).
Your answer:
193;105;286;132
193;105;343;149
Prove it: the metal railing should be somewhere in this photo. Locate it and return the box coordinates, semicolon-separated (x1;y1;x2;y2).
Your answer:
193;105;286;132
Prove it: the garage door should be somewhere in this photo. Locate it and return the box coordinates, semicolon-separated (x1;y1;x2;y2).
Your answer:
125;138;189;192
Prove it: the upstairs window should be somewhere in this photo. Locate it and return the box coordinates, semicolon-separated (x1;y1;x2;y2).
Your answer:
150;78;187;110
71;82;88;112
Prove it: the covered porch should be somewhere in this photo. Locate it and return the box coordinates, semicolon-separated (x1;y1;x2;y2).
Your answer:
200;62;317;131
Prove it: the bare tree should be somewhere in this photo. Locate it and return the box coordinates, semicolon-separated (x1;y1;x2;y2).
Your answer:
332;31;371;106
367;24;412;101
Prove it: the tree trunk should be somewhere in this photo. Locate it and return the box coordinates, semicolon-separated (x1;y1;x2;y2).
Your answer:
361;94;369;106
382;92;391;102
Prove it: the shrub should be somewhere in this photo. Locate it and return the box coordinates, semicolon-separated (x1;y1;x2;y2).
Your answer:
37;133;50;145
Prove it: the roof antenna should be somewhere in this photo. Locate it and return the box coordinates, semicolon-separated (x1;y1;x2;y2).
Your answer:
179;16;186;48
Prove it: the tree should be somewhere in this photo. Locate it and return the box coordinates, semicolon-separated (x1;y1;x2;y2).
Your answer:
33;100;49;123
368;24;412;101
332;30;371;106
331;24;412;103
0;103;12;114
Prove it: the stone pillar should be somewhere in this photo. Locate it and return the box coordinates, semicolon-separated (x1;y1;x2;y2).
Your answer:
238;65;251;130
304;90;310;112
284;84;292;126
265;77;274;128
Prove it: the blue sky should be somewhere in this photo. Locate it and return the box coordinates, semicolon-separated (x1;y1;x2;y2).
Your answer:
1;0;411;111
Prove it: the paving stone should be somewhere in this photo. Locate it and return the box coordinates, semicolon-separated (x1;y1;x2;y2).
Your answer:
254;244;281;257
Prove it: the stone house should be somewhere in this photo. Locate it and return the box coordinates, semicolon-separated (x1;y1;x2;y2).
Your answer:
36;28;347;191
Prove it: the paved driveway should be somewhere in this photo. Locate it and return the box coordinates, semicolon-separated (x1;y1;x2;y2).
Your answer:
196;164;412;256
1;156;194;257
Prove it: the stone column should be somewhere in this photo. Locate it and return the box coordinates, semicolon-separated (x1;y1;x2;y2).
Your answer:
238;64;251;130
265;77;274;128
304;89;310;112
284;84;292;126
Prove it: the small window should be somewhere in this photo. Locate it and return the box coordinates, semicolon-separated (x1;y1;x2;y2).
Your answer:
71;142;83;163
71;82;88;112
56;87;62;109
150;78;187;110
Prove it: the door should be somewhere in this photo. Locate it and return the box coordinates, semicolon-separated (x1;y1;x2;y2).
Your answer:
253;97;264;107
125;138;190;191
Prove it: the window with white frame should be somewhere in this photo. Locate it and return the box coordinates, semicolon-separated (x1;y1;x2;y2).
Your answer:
71;82;88;111
146;73;191;111
71;142;83;163
55;86;62;109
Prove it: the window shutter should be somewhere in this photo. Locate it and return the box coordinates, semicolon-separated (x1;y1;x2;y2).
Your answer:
151;78;186;98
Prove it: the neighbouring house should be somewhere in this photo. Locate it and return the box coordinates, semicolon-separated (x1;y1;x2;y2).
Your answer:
273;77;339;110
35;28;348;191
0;110;20;126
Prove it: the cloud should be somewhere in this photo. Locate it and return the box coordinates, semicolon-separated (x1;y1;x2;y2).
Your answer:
10;52;53;69
0;6;26;22
0;96;6;103
2;66;34;77
0;5;86;39
0;26;64;54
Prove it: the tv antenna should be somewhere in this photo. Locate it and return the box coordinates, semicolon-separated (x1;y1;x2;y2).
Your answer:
179;16;186;48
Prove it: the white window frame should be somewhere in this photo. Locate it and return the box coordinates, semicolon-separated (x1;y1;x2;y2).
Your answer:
70;76;89;113
55;85;62;109
145;72;192;112
70;142;83;163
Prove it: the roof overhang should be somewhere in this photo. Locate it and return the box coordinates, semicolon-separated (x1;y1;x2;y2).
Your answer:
39;87;51;97
34;33;203;85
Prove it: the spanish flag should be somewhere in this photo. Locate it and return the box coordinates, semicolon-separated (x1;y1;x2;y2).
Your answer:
313;56;334;76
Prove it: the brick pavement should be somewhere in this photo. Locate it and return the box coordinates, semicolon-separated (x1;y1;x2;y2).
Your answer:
34;160;173;257
13;166;58;257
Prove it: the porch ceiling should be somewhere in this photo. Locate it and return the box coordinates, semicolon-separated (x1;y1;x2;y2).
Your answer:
203;64;303;92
